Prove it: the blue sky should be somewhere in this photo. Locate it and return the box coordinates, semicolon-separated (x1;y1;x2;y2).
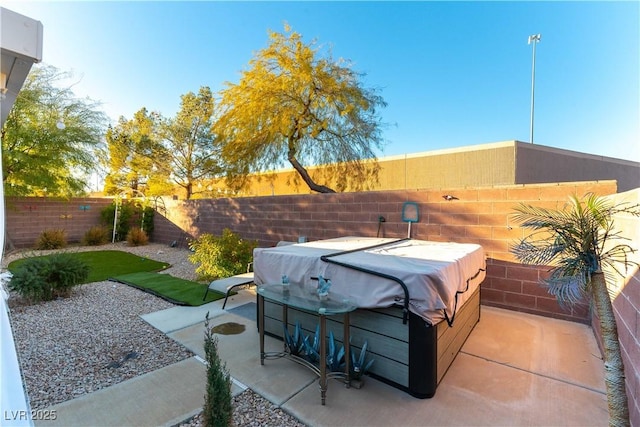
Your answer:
4;1;640;162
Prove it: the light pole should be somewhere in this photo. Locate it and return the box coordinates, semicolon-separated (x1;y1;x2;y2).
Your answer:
528;33;541;144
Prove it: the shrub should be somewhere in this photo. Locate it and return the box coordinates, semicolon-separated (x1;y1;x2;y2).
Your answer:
126;228;149;246
100;201;134;242
188;229;258;281
101;201;155;241
203;313;232;427
9;253;89;302
82;226;110;246
36;229;67;250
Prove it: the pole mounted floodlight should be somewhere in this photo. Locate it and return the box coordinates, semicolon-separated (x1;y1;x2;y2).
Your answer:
528;33;541;144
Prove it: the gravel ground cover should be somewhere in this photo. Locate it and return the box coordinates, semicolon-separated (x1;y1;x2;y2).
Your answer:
8;280;191;409
3;242;306;426
181;390;305;427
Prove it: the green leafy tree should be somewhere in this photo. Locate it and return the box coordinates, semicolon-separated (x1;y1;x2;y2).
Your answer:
511;193;639;427
158;86;222;200
103;108;167;196
1;65;107;196
214;24;386;194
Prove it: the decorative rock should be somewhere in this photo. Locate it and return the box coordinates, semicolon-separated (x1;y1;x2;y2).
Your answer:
3;243;307;426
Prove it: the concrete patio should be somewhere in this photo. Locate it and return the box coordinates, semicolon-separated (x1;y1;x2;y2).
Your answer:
36;289;608;426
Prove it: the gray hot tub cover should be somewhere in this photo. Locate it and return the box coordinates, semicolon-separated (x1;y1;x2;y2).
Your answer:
253;237;486;324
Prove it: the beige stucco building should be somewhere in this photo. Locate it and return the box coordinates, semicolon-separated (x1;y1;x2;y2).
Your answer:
234;140;639;196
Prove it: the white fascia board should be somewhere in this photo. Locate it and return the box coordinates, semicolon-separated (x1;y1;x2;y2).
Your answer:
0;7;43;62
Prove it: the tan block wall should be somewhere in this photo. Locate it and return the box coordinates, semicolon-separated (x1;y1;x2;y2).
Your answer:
595;189;640;425
237;143;518;196
4;197;112;249
153;180;620;323
379;144;516;190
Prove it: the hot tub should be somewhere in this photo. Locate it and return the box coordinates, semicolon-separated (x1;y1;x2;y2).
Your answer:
254;237;486;398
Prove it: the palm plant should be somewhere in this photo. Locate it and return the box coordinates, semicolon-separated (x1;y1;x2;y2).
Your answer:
511;193;638;427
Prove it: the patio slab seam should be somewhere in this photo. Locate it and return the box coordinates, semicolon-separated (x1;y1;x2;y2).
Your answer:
187;326;320;407
135;299;609;427
140;303;229;334
460;349;606;395
32;357;207;427
193;354;250;394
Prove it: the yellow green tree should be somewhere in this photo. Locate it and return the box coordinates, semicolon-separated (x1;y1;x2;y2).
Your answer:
103;108;166;196
158;86;221;200
214;25;386;193
105;88;221;200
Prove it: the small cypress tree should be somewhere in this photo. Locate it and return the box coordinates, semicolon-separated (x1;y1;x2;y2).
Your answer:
203;312;233;427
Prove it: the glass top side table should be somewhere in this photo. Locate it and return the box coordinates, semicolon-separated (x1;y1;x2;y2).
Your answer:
257;283;357;405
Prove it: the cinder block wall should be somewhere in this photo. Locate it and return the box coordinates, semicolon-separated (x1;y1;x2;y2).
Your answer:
154;180;619;323
614;268;640;426
4;197;112;249
595;189;640;426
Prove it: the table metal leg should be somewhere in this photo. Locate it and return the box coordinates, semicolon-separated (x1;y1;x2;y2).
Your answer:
258;292;355;405
258;294;265;365
344;312;351;388
319;313;327;405
282;303;288;352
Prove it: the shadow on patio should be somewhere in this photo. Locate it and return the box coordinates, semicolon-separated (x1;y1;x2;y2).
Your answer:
181;298;607;426
37;289;608;426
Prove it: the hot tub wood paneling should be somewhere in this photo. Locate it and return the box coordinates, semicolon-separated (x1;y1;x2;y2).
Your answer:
261;286;480;397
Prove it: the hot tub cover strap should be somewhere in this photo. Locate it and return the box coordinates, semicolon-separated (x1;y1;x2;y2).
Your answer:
320;239;484;327
321;240;411;323
443;268;485;327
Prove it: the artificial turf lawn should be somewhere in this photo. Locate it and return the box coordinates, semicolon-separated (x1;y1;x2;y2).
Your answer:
8;250;170;284
110;272;224;306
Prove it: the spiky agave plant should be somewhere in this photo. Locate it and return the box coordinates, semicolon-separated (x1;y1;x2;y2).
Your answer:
302;323;321;364
511;193;639;427
350;340;374;380
283;321;308;357
326;331;345;372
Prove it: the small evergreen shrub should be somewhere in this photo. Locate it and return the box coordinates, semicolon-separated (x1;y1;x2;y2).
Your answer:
82;226;110;246
9;253;89;302
36;229;67;250
188;229;258;281
126;228;149;246
203;313;232;427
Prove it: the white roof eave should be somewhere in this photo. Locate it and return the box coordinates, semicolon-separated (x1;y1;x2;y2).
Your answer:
1;6;44;127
